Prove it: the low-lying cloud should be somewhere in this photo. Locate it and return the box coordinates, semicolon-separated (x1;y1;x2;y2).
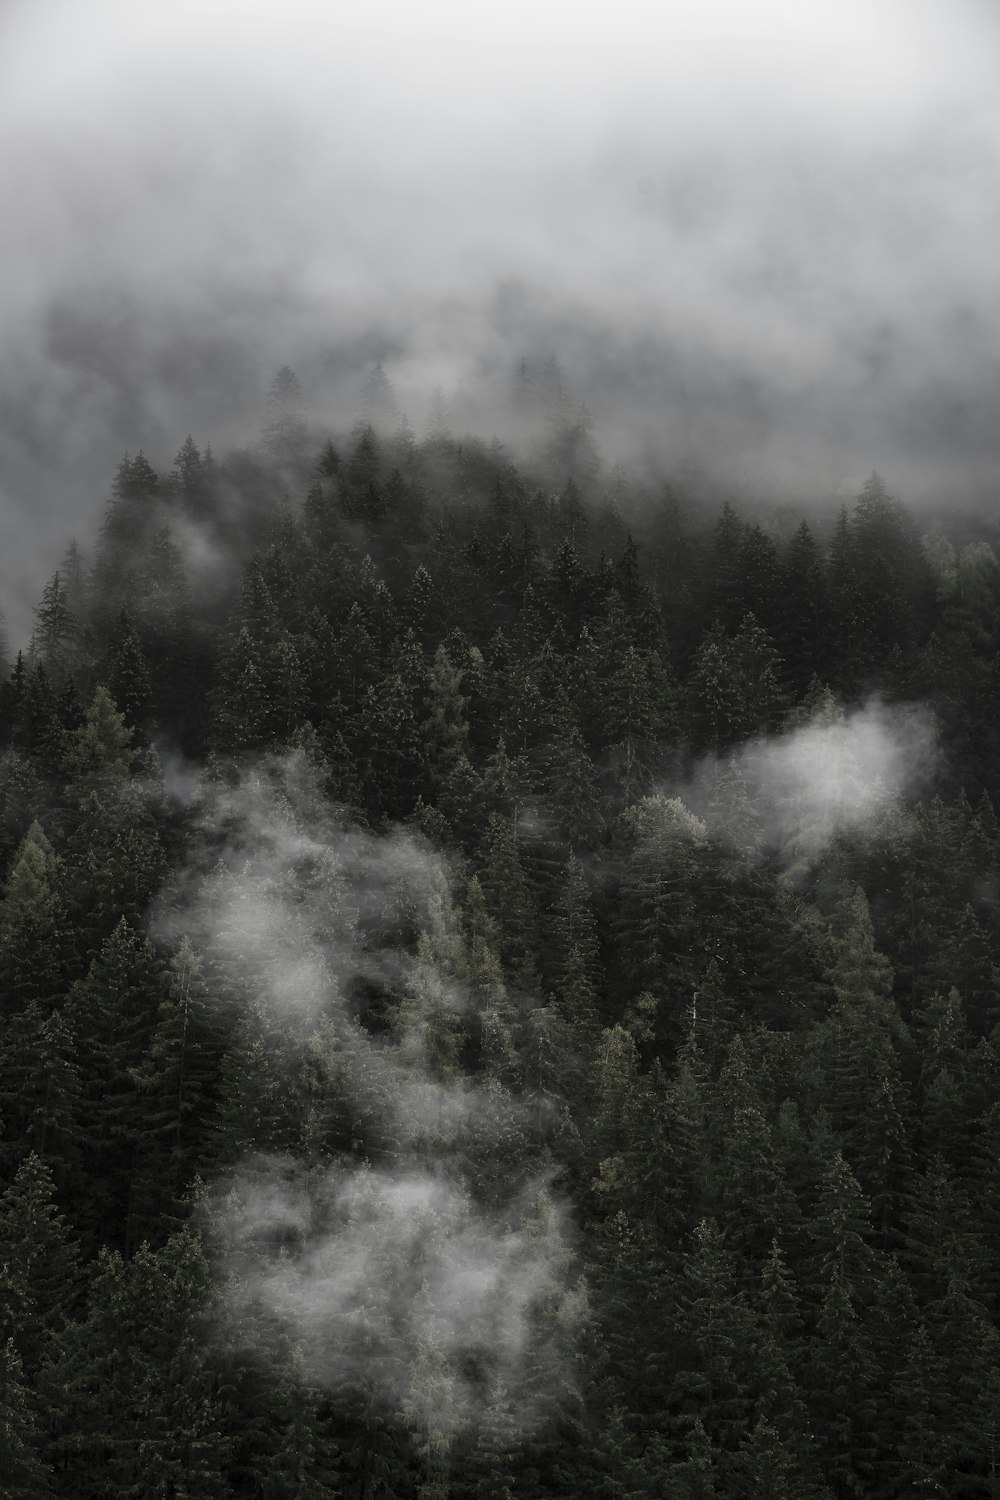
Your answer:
153;749;582;1440
213;1158;577;1440
3;0;1000;636
686;697;939;876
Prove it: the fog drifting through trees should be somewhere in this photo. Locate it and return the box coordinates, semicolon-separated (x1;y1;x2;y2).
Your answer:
4;3;1000;1495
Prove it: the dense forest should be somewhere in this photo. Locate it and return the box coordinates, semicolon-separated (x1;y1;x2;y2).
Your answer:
5;362;1000;1498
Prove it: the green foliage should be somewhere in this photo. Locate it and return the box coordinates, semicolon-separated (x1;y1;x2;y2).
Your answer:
44;1231;229;1497
30;572;75;669
0;1152;80;1373
688;614;785;751
0;1337;52;1497
0;820;61;1001
102;608;153;733
63;684;133;795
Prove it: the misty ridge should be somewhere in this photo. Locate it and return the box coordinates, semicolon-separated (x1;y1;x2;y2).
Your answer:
3;0;1000;638
4;314;1000;653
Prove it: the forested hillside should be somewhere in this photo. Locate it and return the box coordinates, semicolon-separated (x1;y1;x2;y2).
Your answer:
4;371;1000;1498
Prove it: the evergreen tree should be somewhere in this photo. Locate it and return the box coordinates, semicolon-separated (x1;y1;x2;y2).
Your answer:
688;614;785;752
547;855;602;1036
44;1231;229;1498
670;1217;758;1457
0;1003;81;1173
133;939;226;1229
361;360;400;431
261;365;310;468
172;434;215;513
0;1152;80;1374
778;521;830;692
477;811;539;989
615;796;709;1046
30;572;75;667
0;820;62;1009
423;644;470;780
62;918;164;1250
102;608;154;734
211;569;310;756
62;684;133;800
0;1337;52;1497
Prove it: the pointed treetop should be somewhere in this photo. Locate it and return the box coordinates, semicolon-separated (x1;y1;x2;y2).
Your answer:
266;365;303;410
112;450;159;501
30;571;75;660
361;360;400;429
0;820;58;939
785;676;843;732
858;470;890;506
64;684;133;787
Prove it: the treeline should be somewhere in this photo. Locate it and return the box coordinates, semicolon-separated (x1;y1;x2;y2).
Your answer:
3;384;1000;1495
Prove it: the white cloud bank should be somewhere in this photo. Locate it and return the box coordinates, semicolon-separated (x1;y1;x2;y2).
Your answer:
2;0;1000;632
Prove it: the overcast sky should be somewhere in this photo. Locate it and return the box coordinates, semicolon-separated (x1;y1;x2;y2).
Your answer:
2;0;999;636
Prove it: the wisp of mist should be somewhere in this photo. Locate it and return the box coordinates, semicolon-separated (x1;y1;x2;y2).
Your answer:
152;749;582;1440
685;697;939;877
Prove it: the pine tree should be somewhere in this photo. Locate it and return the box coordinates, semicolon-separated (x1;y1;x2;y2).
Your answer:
890;1321;951;1495
112;451;160;502
547;855;602;1037
213;1000;298;1164
62;684;133;800
342;423;386;522
63;773;166;956
467;1377;519;1500
30;571;75;666
688;615;785;752
62;918;164;1250
615;796;708;1043
0;1152;80;1375
211;600;309;757
708;1036;798;1270
0;742;42;872
0;1002;81;1181
670;1217;757;1457
172;435;215;513
261;365;309;468
902;1154;989;1306
534;696;601;849
133;939;226;1229
813;885;912;1231
477;811;539;989
424;645;470;781
44;1231;229;1498
361;360;400;431
777;521;830;692
806;1271;878;1496
103;607;154;733
354;632;429;819
603;642;671;809
0;820;62;1010
0;1337;52;1497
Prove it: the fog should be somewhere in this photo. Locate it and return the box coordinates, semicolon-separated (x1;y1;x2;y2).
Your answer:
152;749;582;1435
680;696;940;879
2;0;999;634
